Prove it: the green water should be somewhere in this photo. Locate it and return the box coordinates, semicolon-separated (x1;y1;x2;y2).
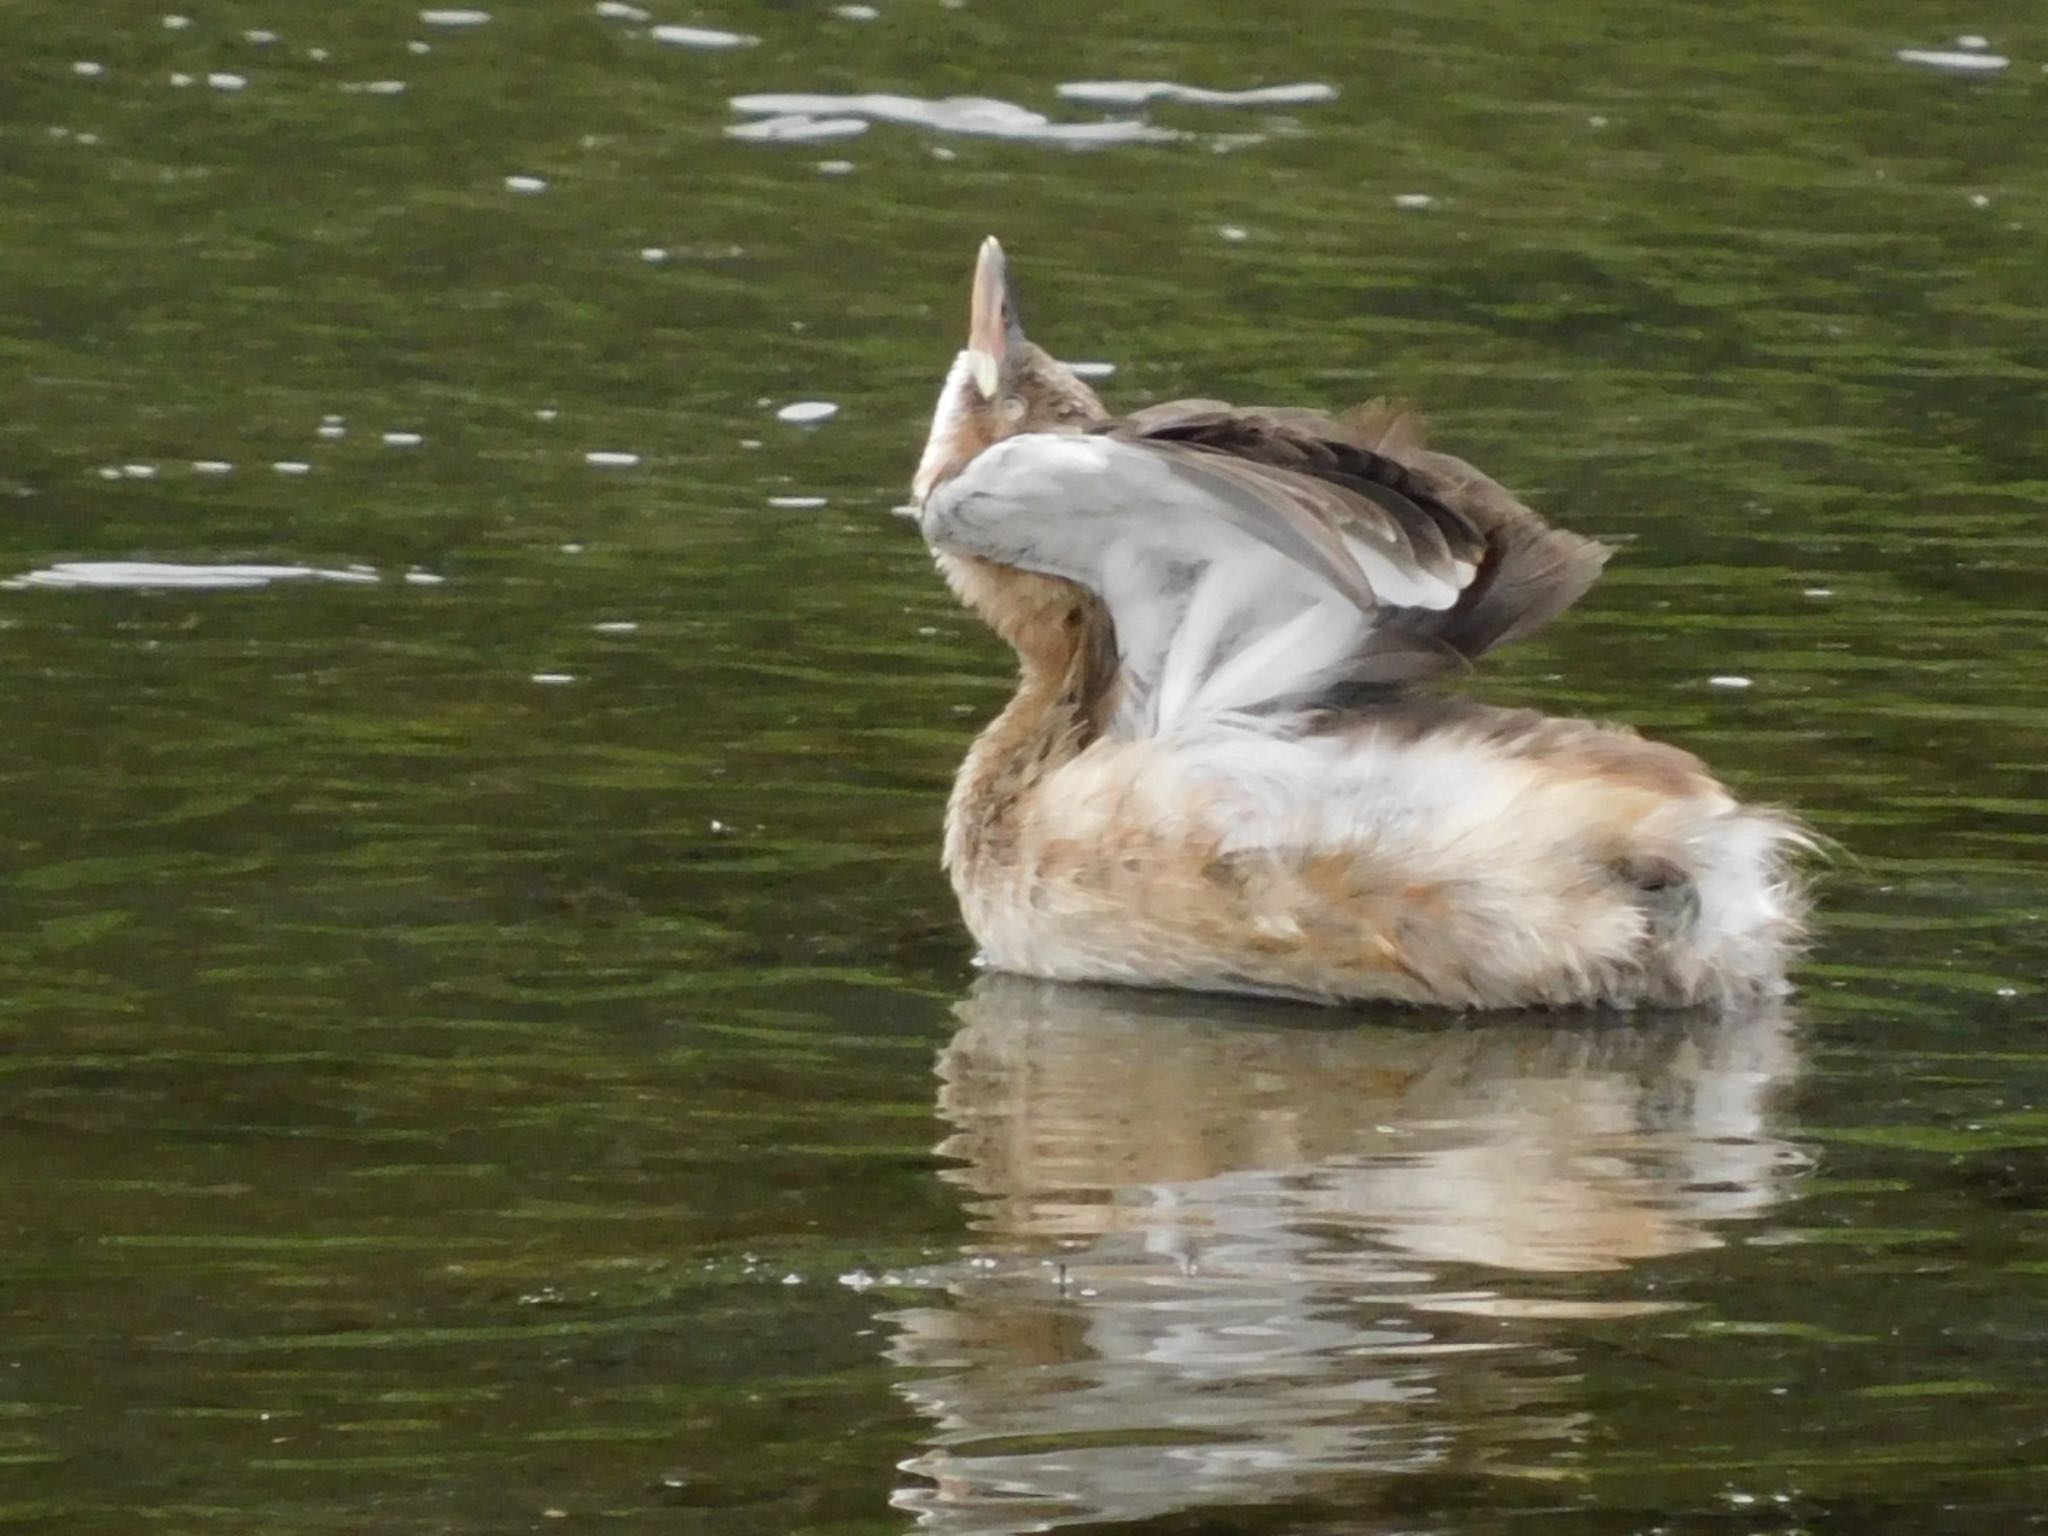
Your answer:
3;1;2045;1531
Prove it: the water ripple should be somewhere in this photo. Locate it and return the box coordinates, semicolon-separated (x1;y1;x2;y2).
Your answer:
3;562;395;591
728;92;1179;146
1895;48;2009;73
727;113;868;144
652;23;756;49
775;400;838;424
1057;80;1336;108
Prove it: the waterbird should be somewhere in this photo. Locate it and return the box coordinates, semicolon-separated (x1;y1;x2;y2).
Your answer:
909;237;1808;1008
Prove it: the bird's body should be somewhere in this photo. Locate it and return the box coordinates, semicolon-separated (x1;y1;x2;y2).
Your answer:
912;239;1807;1009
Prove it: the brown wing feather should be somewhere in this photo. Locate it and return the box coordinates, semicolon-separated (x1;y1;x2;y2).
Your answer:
1109;402;1484;569
1393;443;1611;658
1098;397;1609;672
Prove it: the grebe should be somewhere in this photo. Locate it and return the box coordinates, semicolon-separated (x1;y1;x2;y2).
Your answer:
910;237;1807;1009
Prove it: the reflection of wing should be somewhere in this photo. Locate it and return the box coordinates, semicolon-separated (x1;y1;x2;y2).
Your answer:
889;979;1806;1535
920;403;1608;735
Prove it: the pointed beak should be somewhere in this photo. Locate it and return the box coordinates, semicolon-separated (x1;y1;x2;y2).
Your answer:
965;235;1022;397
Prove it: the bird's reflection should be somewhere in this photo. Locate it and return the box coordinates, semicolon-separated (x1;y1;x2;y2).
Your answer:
887;978;1808;1533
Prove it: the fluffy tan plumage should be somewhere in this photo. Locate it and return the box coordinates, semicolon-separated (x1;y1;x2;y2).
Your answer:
912;238;1808;1009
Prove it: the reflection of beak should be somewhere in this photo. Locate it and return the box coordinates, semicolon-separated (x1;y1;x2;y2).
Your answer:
965;235;1016;397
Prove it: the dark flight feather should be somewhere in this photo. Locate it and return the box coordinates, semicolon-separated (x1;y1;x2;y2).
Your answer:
1092;399;1610;681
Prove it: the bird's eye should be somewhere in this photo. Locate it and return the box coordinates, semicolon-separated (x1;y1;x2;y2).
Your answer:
1000;395;1027;423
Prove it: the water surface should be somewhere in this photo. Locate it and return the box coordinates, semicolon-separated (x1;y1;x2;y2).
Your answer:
3;1;2046;1531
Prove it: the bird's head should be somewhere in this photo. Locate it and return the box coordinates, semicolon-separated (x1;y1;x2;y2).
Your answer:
911;237;1108;502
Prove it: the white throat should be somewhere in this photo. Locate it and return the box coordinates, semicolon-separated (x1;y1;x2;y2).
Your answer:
912;352;982;502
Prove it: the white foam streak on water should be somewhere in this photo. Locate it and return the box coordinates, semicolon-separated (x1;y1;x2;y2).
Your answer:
1057;80;1336;108
208;72;247;91
1895;48;2009;72
728;92;1180;145
5;563;390;591
726;114;869;143
1064;361;1117;379
651;24;757;49
585;451;641;466
594;0;649;16
420;8;491;24
775;401;838;424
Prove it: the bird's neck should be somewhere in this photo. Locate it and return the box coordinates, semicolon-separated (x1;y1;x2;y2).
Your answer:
940;554;1117;881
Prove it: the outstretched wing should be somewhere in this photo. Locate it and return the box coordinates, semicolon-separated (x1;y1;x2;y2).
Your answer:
920;400;1607;737
1115;400;1611;669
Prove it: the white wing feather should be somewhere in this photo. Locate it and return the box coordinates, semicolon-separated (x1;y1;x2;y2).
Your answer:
921;434;1467;736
